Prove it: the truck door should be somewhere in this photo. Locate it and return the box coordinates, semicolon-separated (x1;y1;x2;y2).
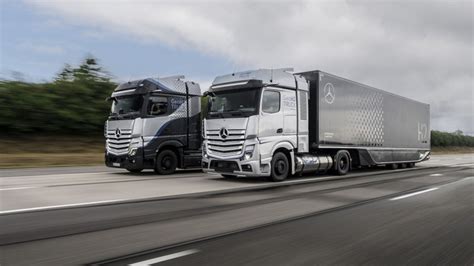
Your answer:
281;90;297;143
258;88;285;156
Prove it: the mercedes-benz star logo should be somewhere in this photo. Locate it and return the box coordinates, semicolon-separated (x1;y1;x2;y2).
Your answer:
115;128;121;138
324;83;335;104
219;128;229;139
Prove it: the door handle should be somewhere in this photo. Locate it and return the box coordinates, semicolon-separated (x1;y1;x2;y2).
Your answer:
276;128;283;133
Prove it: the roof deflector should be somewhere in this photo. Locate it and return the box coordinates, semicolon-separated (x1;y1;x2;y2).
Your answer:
158;75;185;80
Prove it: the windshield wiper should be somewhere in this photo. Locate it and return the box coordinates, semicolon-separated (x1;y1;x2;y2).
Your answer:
226;109;252;117
122;111;140;119
109;112;119;120
209;112;224;118
229;110;244;116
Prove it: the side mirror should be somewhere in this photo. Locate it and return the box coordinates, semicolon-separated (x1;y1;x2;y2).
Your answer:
203;91;215;97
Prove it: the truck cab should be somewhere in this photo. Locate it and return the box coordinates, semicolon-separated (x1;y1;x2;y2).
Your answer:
105;76;202;174
202;69;309;180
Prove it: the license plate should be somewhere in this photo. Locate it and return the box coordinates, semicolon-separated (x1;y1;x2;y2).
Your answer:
112;162;121;167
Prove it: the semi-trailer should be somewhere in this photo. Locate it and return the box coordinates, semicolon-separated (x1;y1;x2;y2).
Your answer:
202;69;430;181
104;76;202;174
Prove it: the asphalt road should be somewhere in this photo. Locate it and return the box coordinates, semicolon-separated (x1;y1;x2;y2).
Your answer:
0;154;473;265
1;154;472;213
111;175;473;266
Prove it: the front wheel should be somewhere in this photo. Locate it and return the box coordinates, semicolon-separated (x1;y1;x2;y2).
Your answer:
154;150;178;175
268;152;290;182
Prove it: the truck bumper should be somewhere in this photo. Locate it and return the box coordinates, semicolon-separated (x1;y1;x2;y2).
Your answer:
202;157;270;177
105;151;144;170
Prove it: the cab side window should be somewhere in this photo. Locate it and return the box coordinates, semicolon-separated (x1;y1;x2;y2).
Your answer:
148;96;168;116
262;90;280;113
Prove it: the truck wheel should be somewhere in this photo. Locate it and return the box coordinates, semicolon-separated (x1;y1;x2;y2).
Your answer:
387;163;398;170
269;152;289;182
334;151;350;175
407;162;415;168
154;150;178;175
126;168;143;173
399;163;407;169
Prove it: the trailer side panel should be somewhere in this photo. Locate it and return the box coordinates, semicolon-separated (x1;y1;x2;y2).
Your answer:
313;72;430;162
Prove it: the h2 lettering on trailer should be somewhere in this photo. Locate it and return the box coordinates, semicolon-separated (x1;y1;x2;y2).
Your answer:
418;122;428;143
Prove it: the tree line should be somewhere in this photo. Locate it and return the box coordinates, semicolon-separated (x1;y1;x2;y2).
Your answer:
431;130;474;147
0;57;116;136
0;56;472;146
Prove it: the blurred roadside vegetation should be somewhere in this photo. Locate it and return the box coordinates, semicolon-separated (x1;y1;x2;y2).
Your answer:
0;56;116;135
430;130;474;147
0;56;472;168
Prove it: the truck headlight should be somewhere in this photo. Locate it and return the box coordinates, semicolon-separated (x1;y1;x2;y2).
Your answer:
128;138;142;156
243;145;255;160
202;142;209;159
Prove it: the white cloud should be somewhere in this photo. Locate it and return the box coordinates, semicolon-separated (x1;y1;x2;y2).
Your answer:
26;0;473;133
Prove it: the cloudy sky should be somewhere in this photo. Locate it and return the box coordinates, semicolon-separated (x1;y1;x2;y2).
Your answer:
1;0;473;134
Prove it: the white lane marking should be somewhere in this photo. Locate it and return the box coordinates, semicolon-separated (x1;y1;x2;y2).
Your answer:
129;249;199;266
429;173;443;176
0;199;128;215
390;187;439;201
0;186;35;191
0;172;115;179
452;163;474;167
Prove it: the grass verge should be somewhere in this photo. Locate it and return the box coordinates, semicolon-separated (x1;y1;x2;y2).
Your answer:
0;136;105;169
0;136;472;168
431;146;474;154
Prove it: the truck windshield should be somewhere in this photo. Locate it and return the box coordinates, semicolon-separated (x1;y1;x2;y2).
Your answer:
110;95;143;119
208;88;260;118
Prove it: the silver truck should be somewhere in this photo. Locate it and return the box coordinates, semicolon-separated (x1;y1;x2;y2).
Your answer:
202;69;430;181
105;76;202;174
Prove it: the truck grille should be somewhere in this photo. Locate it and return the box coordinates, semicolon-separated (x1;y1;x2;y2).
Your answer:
206;129;245;157
106;129;132;155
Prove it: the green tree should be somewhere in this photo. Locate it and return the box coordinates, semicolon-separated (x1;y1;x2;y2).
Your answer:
0;55;117;136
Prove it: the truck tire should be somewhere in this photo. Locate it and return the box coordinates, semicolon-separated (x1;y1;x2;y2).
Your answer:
126;168;143;173
334;151;350;175
407;162;415;168
387;163;398;170
399;163;407;169
269;152;289;182
154;149;178;175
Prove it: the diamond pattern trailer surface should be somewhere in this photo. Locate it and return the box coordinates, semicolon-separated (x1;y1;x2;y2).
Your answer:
304;71;430;151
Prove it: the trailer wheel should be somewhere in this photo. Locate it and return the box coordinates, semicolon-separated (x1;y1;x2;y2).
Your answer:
154;149;178;175
399;163;407;169
407;162;415;168
126;168;143;173
269;152;289;182
334;151;350;175
387;163;398;170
